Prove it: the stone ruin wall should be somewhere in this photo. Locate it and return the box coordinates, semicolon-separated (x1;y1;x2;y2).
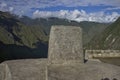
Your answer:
85;50;120;59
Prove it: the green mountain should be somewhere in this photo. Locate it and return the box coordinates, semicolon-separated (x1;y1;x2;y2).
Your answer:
79;21;109;44
86;17;120;50
20;16;109;45
0;11;48;47
0;11;48;62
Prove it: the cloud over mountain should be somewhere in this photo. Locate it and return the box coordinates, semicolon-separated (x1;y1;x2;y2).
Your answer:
0;2;14;12
0;0;120;22
33;9;120;23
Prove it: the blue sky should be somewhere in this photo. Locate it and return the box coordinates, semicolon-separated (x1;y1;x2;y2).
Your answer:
31;5;119;12
0;0;120;22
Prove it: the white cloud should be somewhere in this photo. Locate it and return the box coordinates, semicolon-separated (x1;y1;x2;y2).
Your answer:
33;9;120;23
2;0;120;7
0;0;120;19
0;2;14;12
103;7;120;11
0;2;7;11
1;2;7;7
29;0;120;7
9;7;14;12
1;0;120;12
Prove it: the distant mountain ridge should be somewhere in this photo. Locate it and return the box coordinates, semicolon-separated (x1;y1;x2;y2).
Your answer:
19;16;109;45
0;11;48;48
86;17;120;49
0;11;48;62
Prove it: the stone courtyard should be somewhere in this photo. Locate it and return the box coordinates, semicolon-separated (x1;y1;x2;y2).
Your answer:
0;25;120;80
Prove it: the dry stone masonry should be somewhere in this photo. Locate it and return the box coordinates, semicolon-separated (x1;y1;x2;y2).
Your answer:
86;50;120;59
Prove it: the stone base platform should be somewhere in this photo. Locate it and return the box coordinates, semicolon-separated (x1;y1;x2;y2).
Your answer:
47;61;120;80
1;59;48;80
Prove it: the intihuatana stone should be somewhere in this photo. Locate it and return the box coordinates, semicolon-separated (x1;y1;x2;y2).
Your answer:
48;25;83;64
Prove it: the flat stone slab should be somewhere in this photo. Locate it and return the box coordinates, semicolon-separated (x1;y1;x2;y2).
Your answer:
1;59;120;80
3;59;47;80
48;26;83;64
47;61;120;80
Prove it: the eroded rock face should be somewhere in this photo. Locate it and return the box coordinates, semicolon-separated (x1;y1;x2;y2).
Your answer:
48;26;83;64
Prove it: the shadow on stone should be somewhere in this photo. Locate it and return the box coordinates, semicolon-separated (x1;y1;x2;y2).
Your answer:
101;78;110;80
